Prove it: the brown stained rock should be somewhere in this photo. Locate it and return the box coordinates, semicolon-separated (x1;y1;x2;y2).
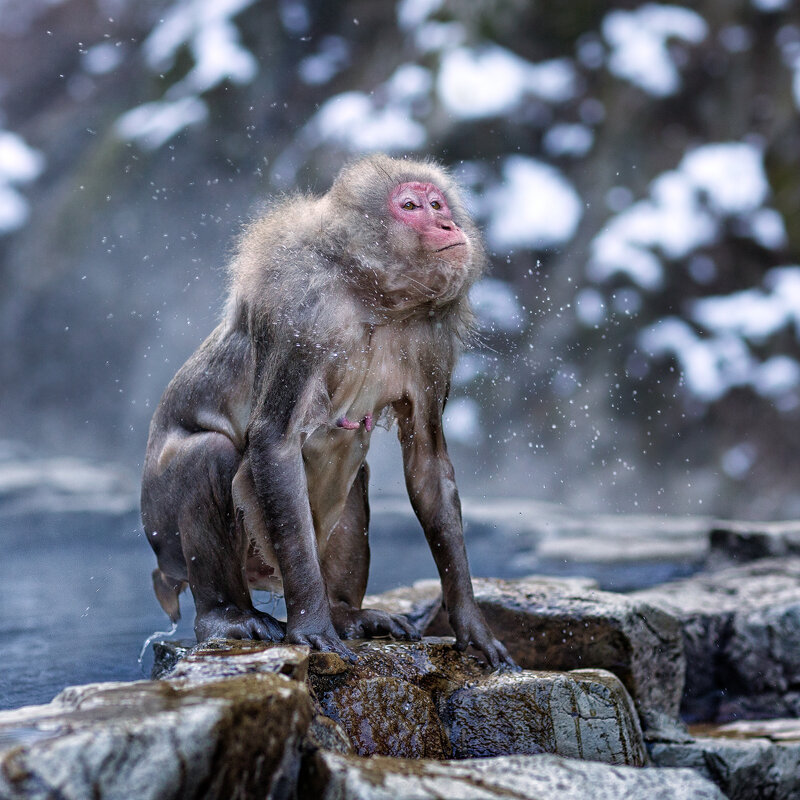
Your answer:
307;640;472;759
0;673;314;800
300;751;727;800
651;719;800;800
442;668;647;766
632;557;800;723
314;676;449;759
367;577;687;740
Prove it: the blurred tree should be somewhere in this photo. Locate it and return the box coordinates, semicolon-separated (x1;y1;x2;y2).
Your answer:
1;0;800;517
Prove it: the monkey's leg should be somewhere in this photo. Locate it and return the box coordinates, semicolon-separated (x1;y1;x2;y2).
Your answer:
142;431;284;642
323;463;420;641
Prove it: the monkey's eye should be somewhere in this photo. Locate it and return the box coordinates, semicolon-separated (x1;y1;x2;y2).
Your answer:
430;200;441;210
402;201;417;210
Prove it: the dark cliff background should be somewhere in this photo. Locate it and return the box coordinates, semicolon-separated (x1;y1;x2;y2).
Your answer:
2;0;800;518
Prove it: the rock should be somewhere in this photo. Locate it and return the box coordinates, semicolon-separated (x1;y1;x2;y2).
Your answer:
300;750;727;800
651;718;800;800
441;668;647;766
0;673;314;800
709;519;800;567
164;640;310;684
632;557;800;722
366;576;687;740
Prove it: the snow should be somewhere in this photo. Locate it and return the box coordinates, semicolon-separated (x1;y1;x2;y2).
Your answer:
487;156;583;250
693;266;800;342
575;287;607;327
116;97;209;151
298;36;350;85
602;4;707;96
589;141;780;290
437;46;576;119
543;123;594;158
397;0;443;29
82;42;125;76
0;130;44;234
310;91;426;152
752;0;791;11
386;64;433;103
443;396;481;443
641;266;800;402
469;278;524;333
118;0;257;148
680;142;768;215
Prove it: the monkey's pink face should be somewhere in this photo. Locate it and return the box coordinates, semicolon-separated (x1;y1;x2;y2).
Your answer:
388;182;467;262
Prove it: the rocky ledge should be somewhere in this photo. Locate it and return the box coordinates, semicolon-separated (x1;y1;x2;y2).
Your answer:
3;517;800;799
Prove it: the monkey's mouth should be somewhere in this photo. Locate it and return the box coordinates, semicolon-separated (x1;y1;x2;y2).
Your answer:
436;242;466;252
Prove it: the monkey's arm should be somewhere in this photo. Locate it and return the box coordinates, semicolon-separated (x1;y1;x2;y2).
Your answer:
246;345;356;662
395;396;515;669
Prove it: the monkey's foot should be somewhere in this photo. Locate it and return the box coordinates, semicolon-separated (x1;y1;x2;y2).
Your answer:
285;620;358;663
194;606;286;642
331;603;421;641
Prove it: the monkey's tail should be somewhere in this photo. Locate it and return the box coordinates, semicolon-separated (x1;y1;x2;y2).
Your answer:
152;568;186;623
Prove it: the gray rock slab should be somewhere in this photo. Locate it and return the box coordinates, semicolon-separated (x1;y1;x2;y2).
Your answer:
160;639;310;684
442;668;647;766
366;576;687;740
651;718;800;800
632;557;800;722
0;673;314;800
301;750;726;800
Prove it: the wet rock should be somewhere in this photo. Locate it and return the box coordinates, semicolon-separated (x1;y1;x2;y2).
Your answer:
651;718;800;800
442;668;647;765
0;673;314;800
632;558;800;722
300;750;726;800
367;576;687;740
708;519;800;567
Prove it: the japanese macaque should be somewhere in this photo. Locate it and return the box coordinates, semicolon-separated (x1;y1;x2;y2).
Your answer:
141;154;513;668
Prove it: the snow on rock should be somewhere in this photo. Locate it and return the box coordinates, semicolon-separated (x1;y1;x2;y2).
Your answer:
437;46;577;120
602;4;707;97
487;156;583;250
589;142;781;290
0;130;44;234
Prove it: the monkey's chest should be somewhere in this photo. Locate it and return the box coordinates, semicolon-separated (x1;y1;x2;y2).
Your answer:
303;344;403;541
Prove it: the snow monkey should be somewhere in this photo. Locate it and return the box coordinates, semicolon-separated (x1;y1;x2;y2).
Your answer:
141;154;513;667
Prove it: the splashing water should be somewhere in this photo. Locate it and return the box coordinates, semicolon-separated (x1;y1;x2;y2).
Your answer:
138;621;179;674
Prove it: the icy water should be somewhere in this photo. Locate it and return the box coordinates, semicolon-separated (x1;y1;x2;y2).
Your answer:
0;506;450;710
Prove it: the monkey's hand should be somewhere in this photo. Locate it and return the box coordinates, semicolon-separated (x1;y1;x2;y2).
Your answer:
286;618;358;664
449;603;518;671
330;602;421;641
195;606;286;642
